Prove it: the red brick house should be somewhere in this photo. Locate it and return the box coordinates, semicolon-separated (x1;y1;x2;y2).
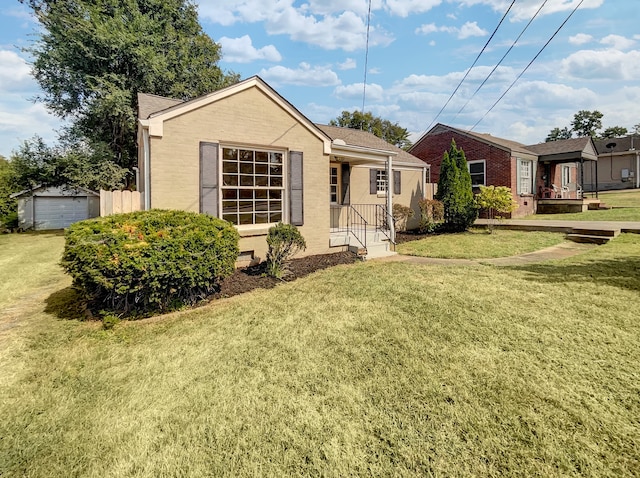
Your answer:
410;124;538;217
410;124;599;217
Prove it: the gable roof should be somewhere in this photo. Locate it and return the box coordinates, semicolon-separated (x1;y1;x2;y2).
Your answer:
526;136;598;161
138;93;183;120
11;184;99;199
412;123;534;156
138;76;332;153
315;124;425;166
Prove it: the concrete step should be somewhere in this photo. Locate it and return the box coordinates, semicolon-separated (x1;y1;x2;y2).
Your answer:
566;234;611;245
570;228;620;237
364;241;396;260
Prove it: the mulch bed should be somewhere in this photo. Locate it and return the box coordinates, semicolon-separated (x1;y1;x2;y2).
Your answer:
395;231;433;244
210;251;358;300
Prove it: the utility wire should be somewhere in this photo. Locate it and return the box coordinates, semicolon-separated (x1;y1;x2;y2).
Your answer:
421;0;517;134
361;0;372;122
470;0;584;132
453;0;549;121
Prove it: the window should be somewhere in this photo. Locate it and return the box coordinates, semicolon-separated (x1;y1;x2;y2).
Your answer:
562;165;571;187
519;159;533;194
221;147;284;225
330;166;339;203
468;160;485;187
376;169;388;194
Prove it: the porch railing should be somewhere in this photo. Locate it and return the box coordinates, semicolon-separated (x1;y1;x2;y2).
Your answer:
330;204;394;247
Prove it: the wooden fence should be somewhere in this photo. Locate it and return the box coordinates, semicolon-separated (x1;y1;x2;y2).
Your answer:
100;190;142;216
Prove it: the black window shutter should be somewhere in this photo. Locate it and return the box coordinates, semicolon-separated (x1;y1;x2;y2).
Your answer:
289;151;304;226
370;169;377;194
394;170;401;195
200;142;219;216
341;163;350;204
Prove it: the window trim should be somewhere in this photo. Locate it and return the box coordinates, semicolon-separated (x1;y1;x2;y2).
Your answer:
219;144;288;227
330;164;340;204
518;158;533;195
467;160;486;187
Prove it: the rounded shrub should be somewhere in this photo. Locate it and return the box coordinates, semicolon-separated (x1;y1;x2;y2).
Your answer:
61;209;240;316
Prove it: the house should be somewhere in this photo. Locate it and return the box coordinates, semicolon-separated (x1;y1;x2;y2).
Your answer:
410;124;600;216
137;76;430;262
585;136;640;191
410;124;539;217
11;185;100;230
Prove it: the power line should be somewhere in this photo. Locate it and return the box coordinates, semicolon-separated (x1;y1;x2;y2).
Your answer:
361;0;372;119
470;0;584;132
453;0;549;121
421;0;517;134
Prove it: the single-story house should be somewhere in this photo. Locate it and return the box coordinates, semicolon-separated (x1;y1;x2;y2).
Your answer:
585;136;640;191
137;76;431;261
11;185;100;230
409;124;599;216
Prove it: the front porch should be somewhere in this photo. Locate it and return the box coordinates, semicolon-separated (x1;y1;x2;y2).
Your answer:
329;204;394;259
536;198;602;214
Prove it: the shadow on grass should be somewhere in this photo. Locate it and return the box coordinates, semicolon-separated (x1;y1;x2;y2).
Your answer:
44;286;91;321
506;256;640;292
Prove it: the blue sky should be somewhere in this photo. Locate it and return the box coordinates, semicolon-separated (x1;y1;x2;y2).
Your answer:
0;0;638;158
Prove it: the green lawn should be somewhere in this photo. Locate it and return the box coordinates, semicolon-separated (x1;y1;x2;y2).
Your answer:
1;233;639;477
397;228;566;259
597;189;640;208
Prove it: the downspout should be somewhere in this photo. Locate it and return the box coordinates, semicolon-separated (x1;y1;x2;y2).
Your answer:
422;167;427;199
636;151;640;189
386;155;395;243
143;128;151;210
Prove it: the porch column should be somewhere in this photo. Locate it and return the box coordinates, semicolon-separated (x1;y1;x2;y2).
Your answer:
386;155;395;242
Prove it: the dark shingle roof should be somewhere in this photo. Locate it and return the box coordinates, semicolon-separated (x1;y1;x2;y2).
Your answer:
593;136;640;154
525;136;593;155
316;124;425;166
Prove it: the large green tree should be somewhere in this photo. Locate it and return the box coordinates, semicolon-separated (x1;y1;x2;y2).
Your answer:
435;140;477;232
21;0;239;172
329;110;413;150
546;110;632;141
545;127;572;142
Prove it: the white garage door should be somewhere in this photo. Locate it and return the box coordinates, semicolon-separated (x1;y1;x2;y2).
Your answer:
35;196;89;230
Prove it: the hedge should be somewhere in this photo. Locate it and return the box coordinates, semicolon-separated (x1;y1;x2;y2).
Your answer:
61;209;239;316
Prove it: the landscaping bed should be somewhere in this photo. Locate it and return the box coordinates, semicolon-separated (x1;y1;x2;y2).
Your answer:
211;251;358;300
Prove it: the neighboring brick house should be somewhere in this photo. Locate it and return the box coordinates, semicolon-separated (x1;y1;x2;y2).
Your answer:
410;124;601;217
410;124;538;217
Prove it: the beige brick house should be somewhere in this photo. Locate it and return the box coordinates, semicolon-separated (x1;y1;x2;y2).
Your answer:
137;76;430;261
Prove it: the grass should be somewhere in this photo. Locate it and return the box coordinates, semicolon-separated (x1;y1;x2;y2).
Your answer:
396;228;566;259
1;232;640;477
597;189;640;208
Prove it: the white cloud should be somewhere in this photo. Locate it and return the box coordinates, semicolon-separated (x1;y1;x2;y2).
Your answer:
369;67;382;74
219;35;281;63
457;21;487;39
258;63;341;87
303;0;371;16
0;50;32;90
569;33;593;46
384;0;442;17
453;0;605;22
197;1;393;51
560;49;640;80
338;58;357;70
334;82;385;102
600;34;635;50
415;21;487;39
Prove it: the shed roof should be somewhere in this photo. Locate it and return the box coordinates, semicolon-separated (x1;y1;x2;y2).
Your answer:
10;184;99;199
593;135;640;155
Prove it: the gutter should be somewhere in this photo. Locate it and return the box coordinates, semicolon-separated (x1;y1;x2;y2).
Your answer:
142;126;151;210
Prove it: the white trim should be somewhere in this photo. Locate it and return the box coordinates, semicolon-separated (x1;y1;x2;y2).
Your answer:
467;159;486;187
143;127;151;210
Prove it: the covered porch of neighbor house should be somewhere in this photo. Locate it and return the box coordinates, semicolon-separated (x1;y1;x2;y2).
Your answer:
527;137;600;214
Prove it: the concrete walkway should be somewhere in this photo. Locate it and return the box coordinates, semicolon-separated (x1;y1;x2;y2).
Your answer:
377;218;640;267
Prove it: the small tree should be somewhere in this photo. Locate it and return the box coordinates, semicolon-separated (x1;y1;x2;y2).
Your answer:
265;223;306;278
436;140;477;232
417;198;443;233
475;185;517;233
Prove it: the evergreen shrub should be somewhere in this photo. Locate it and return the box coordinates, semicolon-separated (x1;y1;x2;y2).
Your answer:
61;209;239;316
266;223;306;278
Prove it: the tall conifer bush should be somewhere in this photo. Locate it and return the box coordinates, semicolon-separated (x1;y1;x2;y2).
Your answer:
436;140;477;232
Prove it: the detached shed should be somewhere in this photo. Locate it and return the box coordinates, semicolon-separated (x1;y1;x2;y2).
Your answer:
11;185;100;230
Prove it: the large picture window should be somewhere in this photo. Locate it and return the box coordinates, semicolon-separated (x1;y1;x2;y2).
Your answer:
468;160;485;187
221;147;284;225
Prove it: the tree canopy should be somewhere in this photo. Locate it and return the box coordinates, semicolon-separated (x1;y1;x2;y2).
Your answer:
21;0;239;172
546;110;633;142
329;110;413;150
